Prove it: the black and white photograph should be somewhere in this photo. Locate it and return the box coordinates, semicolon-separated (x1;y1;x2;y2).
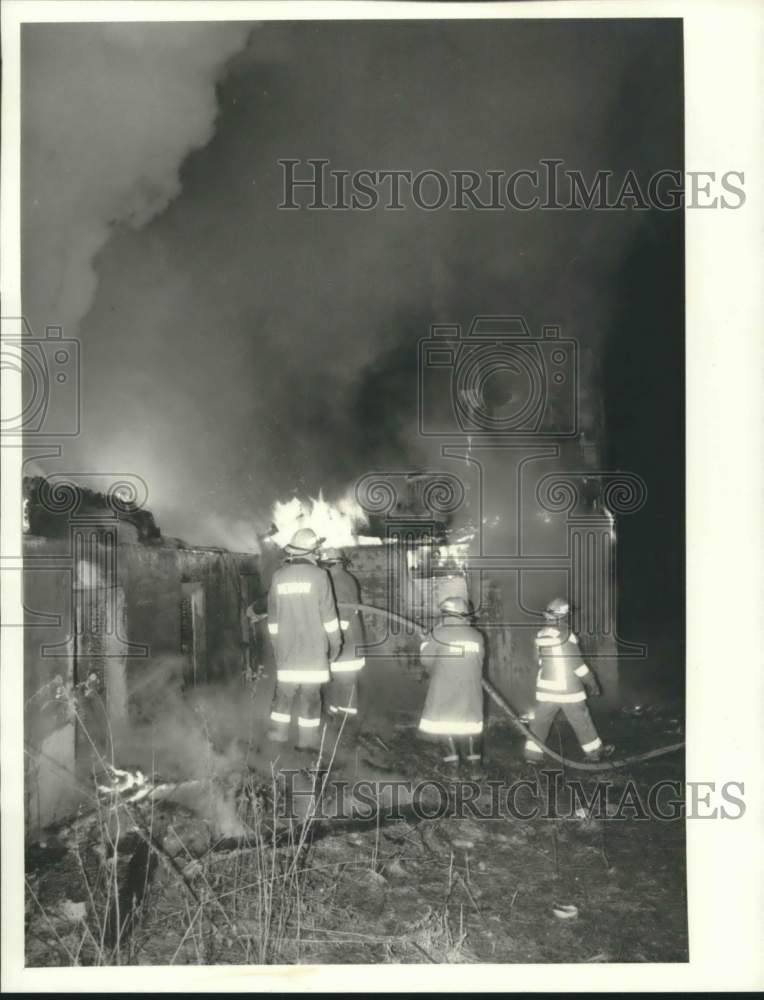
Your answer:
1;0;761;992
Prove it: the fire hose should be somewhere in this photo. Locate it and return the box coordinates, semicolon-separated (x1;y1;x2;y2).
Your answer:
336;603;685;772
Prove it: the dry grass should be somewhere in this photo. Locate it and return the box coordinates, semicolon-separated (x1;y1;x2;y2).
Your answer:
25;707;369;966
25;701;688;966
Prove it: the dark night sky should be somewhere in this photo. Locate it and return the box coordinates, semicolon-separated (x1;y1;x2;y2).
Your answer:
22;18;683;640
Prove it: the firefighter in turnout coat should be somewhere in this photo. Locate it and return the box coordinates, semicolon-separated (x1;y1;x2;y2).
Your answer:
266;528;341;750
320;548;366;729
524;597;614;763
418;596;485;777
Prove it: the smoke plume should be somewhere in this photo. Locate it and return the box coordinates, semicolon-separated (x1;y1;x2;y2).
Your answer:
22;21;681;554
22;22;252;335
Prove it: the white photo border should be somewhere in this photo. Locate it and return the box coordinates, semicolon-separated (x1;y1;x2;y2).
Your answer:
2;0;762;992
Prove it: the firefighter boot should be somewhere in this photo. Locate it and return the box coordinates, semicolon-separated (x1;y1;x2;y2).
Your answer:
523;738;546;765
325;707;359;749
462;736;485;780
523;702;557;764
336;707;361;743
326;674;360;744
440;737;461;779
267;723;290;744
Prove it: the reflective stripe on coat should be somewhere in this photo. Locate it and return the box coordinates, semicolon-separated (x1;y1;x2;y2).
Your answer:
267;558;340;683
329;564;366;674
418;620;484;736
534;626;590;703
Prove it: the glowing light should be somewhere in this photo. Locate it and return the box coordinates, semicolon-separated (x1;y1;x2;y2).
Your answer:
270;489;369;549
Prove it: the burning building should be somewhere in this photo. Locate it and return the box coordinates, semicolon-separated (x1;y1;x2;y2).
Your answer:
23;442;631;837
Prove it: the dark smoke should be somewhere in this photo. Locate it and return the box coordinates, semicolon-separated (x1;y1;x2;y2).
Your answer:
22;19;682;563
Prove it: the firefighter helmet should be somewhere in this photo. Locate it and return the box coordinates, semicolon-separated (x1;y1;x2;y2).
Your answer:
439;595;473;617
545;597;570;619
285;527;324;555
321;547;344;564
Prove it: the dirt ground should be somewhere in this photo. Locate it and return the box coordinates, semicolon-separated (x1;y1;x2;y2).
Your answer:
25;701;687;967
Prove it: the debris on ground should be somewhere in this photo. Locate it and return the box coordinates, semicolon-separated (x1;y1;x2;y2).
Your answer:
552;903;579;920
24;704;688;966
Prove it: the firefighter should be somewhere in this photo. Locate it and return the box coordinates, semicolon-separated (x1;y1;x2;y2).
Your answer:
320;547;366;732
524;597;615;763
418;596;485;778
266;528;341;751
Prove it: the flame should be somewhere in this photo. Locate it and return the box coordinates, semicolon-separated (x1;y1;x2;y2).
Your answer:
270;489;369;549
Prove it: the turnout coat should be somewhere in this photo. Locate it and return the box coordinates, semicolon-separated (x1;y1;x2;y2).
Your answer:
418;618;485;737
267;558;340;684
328;564;366;675
534;625;594;704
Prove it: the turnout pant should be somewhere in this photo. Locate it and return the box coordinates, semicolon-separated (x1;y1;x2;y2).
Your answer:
268;681;323;749
524;699;602;758
326;671;359;722
440;735;483;767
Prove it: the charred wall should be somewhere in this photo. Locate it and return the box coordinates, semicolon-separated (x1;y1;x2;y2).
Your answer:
23;532;262;836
